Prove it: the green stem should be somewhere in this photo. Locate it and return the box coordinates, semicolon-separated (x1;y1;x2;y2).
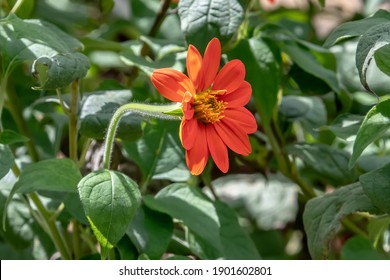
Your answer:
11;164;72;259
140;129;167;193
103;102;180;170
0;78;6;131
9;0;25;14
72;220;82;260
5;81;39;162
263;123;317;198
29;193;72;260
68;81;79;162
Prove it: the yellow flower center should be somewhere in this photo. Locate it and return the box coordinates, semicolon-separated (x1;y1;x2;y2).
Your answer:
193;89;227;124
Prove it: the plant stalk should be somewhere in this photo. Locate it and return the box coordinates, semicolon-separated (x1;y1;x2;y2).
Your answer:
103;102;180;170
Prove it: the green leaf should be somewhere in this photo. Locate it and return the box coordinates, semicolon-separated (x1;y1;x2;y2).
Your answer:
0;14;83;71
123;120;190;183
78;170;141;259
228;37;281;126
341;236;385;260
79;90;143;141
11;158;81;194
319;113;363;140
287;143;357;186
63;193;88;225
143;183;222;257
116;234;138;260
31;53;89;90
0;129;29;145
0;173;33;250
374;44;390;77
360;163;390;214
349;99;390;169
355;22;390;92
279;96;327;134
144;183;260;259
211;173;298;230
324;9;390;48
214;200;261;259
283;40;340;93
127;205;173;259
303;183;380;259
178;0;245;52
0;144;13;180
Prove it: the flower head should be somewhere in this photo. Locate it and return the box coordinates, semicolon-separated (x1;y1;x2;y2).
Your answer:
151;38;257;175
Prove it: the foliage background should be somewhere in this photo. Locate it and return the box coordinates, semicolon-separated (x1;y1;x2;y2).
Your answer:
1;0;390;260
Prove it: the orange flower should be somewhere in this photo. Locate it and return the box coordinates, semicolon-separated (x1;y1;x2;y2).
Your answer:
151;38;257;175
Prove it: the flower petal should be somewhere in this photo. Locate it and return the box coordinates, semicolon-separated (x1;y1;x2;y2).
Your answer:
212;60;245;93
151;68;195;102
222;81;252;108
206;124;229;173
180;117;198;150
214;119;252;155
200;38;221;90
186;123;209;175
186;45;203;91
223;107;257;134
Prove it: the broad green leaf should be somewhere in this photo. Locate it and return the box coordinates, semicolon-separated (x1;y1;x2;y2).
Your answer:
143;183;222;258
127;205;173;259
187;201;261;260
144;183;260;259
283;40;340;93
355;22;390;92
123;120;190;183
341;236;385;260
324;9;390;48
374;44;390;77
228;37;281;126
211;173;298;230
31;53;89;90
79;90;143;141
287;143;357;186
0;144;13;180
0;173;32;250
214;201;261;259
0;129;29;145
303;183;380;259
360;163;390;214
78;170;141;259
0;14;83;71
63;193;88;225
260;24;340;93
319;113;363;140
116;234;138;260
178;0;245;52
279;96;326;134
349;99;390;169
11;158;81;194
